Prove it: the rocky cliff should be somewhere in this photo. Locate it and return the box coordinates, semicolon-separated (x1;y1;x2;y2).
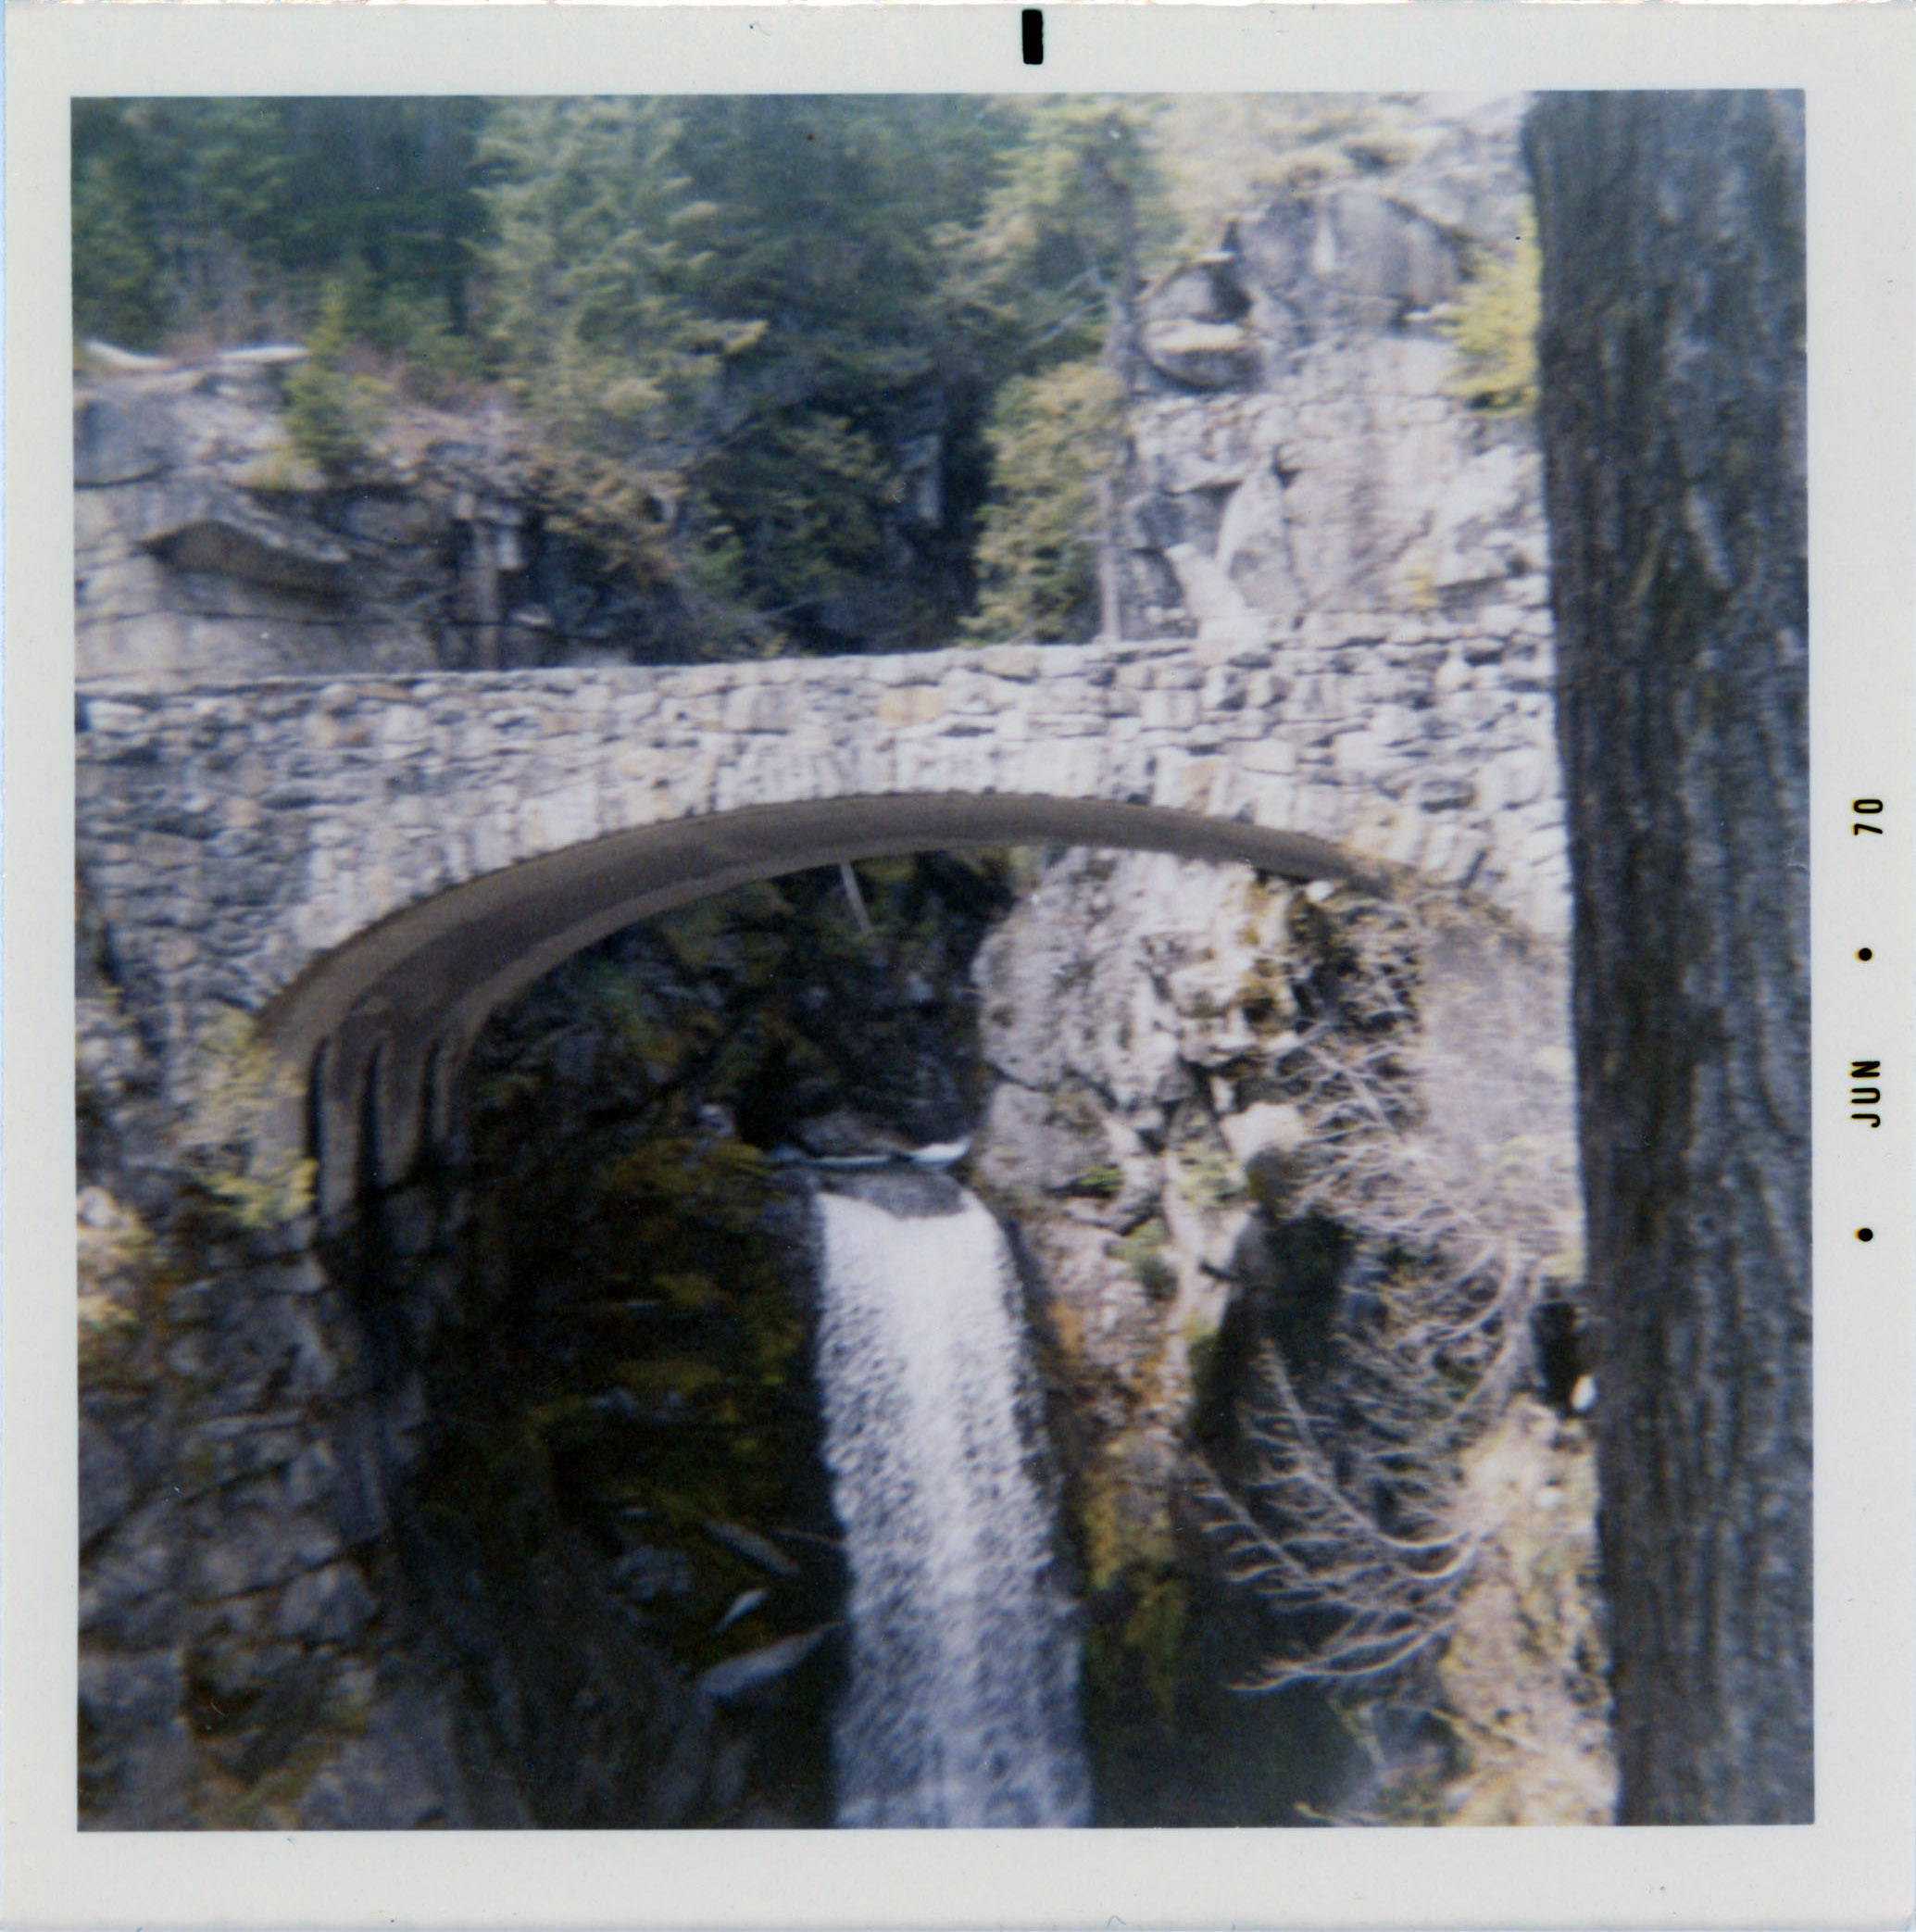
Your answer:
75;99;1547;688
74;94;1611;1829
968;847;1611;1822
1121;95;1543;648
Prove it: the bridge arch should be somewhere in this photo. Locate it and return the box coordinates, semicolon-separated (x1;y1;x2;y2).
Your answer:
76;634;1571;1217
265;793;1370;1217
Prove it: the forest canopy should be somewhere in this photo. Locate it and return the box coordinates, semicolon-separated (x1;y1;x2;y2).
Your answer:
71;94;1481;656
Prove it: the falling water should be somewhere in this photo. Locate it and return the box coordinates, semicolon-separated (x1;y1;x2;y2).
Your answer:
815;1186;1092;1827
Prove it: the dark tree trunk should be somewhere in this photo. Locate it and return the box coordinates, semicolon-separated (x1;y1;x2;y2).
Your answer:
1525;92;1810;1824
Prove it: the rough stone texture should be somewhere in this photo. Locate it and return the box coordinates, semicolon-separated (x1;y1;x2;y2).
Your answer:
74;356;534;686
967;847;1596;1823
78;617;1568;1113
1435;1398;1615;1825
1528;92;1810;1824
1122;97;1542;645
72;97;1580;1830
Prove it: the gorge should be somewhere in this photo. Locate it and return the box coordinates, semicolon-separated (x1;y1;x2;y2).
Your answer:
72;92;1628;1830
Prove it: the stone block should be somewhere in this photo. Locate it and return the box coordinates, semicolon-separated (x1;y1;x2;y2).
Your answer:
81;1501;182;1637
876;684;945;729
194;1507;344;1602
275;1560;378;1644
79;1646;185;1734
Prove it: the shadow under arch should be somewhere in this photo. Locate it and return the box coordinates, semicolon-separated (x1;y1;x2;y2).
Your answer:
260;792;1372;1217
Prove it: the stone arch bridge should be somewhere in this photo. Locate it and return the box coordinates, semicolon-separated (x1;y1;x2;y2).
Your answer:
77;623;1567;1215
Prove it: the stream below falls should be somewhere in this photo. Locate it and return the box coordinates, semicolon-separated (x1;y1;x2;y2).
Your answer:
814;1184;1092;1827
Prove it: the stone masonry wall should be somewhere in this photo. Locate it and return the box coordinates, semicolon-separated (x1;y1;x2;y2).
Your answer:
79;611;1566;1104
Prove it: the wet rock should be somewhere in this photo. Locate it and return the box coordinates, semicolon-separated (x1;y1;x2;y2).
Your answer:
815;1168;966;1220
701;1521;800;1581
191;1506;344;1601
696;1626;832;1706
80;1645;185;1733
611;1545;695;1603
79;1647;194;1829
81;1500;183;1646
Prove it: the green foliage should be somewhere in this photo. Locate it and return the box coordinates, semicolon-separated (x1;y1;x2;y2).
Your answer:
70;97;490;350
477;96;1012;652
178;1010;315;1231
1439;211;1541;417
364;286;483;400
243;441;325;496
1121;1574;1189;1722
696;412;892;608
282;281;390;476
942;97;1171;369
966;358;1123;644
478;98;745;594
69;92;1530;655
1177;1144;1249;1212
1154;94;1427;240
71;151;164;348
1114;1216;1175;1298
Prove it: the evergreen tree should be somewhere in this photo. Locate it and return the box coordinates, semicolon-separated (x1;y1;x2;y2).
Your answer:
478;98;762;606
479;95;1012;654
282;279;391;477
71;148;162;349
945;99;1171;643
664;96;1010;646
70;98;489;355
965;359;1122;644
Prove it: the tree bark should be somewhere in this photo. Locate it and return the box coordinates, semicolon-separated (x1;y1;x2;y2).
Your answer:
1525;92;1810;1824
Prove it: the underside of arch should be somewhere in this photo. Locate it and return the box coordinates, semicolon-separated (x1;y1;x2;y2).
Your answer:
261;792;1371;1216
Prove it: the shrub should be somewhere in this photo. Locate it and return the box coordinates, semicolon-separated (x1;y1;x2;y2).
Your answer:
283;280;390;476
965;359;1124;646
179;1009;315;1231
1438;211;1541;418
1115;1217;1175;1298
1195;885;1585;1692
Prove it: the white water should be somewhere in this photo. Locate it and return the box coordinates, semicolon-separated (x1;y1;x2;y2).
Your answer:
815;1187;1092;1828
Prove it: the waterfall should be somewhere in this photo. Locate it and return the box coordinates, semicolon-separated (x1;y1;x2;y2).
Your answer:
815;1186;1092;1828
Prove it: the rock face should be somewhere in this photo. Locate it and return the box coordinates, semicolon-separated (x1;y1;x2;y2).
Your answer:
72;354;701;687
967;847;1608;1824
73;95;1596;1831
77;855;1015;1828
76;356;505;685
1121;98;1544;646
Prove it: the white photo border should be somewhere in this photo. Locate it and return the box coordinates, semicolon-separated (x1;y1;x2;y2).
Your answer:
6;6;1911;1927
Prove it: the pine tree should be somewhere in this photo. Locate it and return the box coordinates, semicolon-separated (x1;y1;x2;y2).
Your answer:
478;98;764;603
70;98;491;358
965;359;1123;644
662;96;1009;646
479;95;1012;654
945;99;1171;644
70;147;163;349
